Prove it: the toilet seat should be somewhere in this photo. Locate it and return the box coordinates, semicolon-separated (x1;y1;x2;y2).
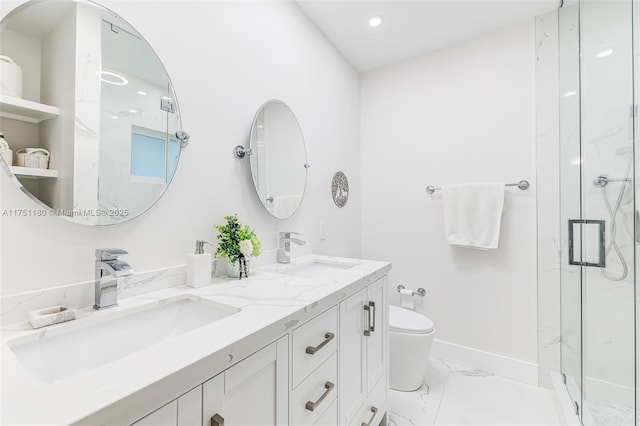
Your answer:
389;305;434;334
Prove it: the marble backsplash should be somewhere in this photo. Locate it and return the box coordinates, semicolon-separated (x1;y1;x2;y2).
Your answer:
0;245;312;326
0;265;187;327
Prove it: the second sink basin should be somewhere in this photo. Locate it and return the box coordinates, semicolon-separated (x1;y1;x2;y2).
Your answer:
8;297;238;383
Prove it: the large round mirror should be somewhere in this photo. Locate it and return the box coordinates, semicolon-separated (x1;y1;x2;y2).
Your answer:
248;100;308;219
0;0;187;225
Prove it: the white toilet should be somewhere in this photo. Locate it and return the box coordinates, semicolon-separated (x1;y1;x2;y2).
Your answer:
389;305;436;391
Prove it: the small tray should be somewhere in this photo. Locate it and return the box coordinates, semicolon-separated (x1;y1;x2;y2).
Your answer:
28;305;76;329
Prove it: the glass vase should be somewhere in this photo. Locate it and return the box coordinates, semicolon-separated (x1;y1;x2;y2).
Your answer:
226;258;240;278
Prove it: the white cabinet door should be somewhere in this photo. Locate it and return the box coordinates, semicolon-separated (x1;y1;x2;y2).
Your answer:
339;277;388;426
178;387;202;426
365;277;386;394
202;336;288;426
131;401;177;426
338;289;366;426
131;387;202;426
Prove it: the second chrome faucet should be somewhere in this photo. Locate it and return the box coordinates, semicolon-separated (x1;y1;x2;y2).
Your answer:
278;232;307;264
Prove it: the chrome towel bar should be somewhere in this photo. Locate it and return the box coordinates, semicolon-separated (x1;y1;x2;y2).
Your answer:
425;179;530;195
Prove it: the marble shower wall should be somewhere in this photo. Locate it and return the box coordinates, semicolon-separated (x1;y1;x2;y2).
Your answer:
537;3;637;410
578;0;636;409
535;10;561;389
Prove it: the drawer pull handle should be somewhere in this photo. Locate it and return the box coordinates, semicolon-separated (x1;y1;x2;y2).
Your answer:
306;332;335;355
369;301;376;332
361;406;378;426
305;381;334;411
211;414;224;426
364;302;375;336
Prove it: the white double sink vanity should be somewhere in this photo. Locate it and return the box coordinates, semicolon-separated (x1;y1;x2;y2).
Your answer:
1;255;391;426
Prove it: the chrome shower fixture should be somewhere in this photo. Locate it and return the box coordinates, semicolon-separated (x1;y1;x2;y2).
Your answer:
593;175;631;188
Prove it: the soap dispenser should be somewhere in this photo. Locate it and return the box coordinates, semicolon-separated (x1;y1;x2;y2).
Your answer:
187;240;212;288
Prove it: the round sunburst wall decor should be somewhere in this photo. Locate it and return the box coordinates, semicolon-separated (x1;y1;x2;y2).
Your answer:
331;171;349;208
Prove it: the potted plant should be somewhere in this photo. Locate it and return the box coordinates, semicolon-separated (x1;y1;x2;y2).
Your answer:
214;214;262;278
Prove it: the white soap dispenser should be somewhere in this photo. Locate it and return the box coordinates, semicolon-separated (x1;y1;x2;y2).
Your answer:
187;240;212;288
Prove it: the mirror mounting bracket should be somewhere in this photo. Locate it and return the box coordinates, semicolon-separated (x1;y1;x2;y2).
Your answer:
234;145;252;159
175;131;190;148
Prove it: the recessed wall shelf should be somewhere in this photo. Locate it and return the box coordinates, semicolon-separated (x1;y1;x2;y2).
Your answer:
0;95;60;124
9;166;59;179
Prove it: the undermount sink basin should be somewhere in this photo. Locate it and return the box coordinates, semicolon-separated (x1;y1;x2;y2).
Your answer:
8;297;238;383
279;260;358;279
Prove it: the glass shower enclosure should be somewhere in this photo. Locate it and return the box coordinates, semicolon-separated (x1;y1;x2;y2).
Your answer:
559;0;637;424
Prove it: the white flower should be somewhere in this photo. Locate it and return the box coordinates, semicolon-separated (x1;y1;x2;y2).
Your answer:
239;239;253;258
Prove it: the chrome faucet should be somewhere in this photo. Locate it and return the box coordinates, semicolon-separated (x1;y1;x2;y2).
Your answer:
94;248;134;310
278;232;308;264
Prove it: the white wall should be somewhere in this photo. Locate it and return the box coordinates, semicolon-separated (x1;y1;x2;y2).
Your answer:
361;21;538;379
0;0;361;294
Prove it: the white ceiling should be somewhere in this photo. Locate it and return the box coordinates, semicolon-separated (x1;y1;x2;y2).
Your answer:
294;0;560;72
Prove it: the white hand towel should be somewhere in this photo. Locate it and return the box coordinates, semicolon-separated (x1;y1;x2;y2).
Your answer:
442;183;505;250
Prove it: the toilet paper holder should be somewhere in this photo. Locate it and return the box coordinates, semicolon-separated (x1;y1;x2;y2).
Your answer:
397;284;426;297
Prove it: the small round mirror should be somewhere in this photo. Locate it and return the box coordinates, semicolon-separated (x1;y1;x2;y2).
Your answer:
0;0;186;225
248;100;308;219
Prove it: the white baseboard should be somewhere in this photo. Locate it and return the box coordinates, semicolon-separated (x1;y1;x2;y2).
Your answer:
431;339;538;385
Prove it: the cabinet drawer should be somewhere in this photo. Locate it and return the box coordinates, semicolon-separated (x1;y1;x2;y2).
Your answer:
293;306;338;387
292;352;338;426
350;374;387;426
313;397;337;426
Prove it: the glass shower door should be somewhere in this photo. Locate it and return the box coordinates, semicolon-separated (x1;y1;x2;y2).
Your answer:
559;1;636;425
559;0;584;415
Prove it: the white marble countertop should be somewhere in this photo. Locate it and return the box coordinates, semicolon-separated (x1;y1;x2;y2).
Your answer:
0;255;391;425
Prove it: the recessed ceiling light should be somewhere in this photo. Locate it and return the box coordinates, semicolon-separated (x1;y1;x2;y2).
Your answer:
137;90;147;96
368;16;383;28
563;90;577;97
129;109;138;114
596;49;613;58
100;70;128;86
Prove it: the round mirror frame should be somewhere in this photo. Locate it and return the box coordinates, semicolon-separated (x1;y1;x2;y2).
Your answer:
247;99;308;219
0;0;187;226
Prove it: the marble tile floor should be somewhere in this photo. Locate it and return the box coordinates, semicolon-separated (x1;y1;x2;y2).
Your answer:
583;397;635;426
388;359;563;426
